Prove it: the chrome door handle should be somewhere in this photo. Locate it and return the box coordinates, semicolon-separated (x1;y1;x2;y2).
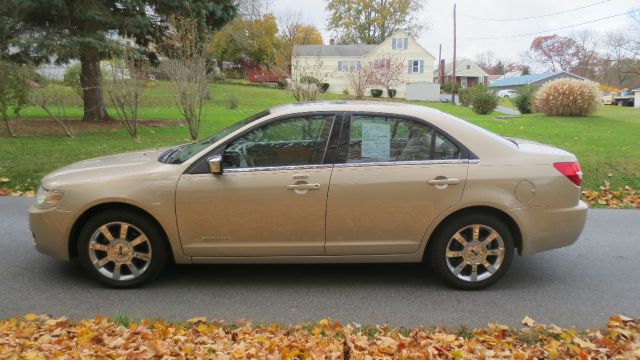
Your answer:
427;178;460;185
286;183;321;190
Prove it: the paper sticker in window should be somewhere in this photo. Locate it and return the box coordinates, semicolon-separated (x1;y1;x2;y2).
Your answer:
361;122;390;161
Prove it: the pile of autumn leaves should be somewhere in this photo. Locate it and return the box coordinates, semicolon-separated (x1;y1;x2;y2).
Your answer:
581;181;640;209
1;314;638;359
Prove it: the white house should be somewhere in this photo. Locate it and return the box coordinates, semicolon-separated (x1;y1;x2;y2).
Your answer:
292;32;435;98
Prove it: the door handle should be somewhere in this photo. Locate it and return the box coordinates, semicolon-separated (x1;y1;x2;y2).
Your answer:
427;178;460;185
286;183;321;190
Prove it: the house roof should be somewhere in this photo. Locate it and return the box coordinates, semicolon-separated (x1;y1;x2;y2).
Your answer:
489;71;588;87
294;44;378;57
436;59;488;77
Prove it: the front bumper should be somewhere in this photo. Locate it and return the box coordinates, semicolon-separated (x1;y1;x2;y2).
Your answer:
28;205;77;261
509;200;588;256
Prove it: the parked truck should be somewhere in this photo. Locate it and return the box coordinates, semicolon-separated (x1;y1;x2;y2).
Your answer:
603;89;635;107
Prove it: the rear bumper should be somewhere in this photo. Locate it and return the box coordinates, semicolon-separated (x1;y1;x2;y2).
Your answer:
28;205;76;261
509;200;588;256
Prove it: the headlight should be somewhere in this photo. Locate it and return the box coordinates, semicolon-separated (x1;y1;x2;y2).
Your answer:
35;187;64;209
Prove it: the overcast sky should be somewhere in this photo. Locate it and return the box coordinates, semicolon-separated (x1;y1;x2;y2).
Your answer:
272;0;639;64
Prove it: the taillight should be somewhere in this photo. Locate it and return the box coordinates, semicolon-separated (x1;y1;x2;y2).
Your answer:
553;162;582;186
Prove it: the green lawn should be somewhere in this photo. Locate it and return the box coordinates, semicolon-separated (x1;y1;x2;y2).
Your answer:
1;81;638;192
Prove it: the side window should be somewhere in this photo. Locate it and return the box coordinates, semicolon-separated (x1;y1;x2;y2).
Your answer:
223;115;333;168
346;115;434;163
433;132;461;160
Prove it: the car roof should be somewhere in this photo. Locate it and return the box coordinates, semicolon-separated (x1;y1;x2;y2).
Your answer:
269;101;444;119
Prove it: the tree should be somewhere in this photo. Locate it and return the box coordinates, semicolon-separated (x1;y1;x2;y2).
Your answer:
343;59;377;99
370;56;405;96
569;30;601;79
0;60;31;136
474;51;496;74
290;57;331;102
162;16;211;141
521;66;531;75
529;35;579;72
275;11;323;75
212;13;279;69
601;31;640;88
326;0;426;44
4;0;237;121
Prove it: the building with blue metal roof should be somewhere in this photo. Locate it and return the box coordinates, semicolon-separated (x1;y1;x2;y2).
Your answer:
489;71;590;90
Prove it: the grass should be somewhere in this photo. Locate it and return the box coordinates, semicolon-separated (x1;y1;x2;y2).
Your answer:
1;81;638;192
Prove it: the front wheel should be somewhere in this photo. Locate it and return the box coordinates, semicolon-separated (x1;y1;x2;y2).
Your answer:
429;214;514;290
77;210;168;288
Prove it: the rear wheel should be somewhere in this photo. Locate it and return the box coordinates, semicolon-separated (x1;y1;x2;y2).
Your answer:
429;214;514;290
77;210;167;288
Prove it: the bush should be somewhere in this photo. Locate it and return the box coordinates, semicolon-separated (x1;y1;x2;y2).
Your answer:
513;85;537;114
533;78;600;116
443;81;459;94
63;64;82;97
472;92;498;115
319;83;329;93
458;86;482;107
370;89;383;97
342;88;350;96
300;75;320;85
226;95;238;109
276;79;287;89
387;89;397;98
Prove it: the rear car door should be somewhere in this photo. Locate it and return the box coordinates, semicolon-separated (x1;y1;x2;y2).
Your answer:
325;114;469;255
176;114;336;257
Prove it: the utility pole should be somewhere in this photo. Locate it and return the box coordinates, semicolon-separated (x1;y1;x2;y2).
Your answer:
452;3;457;104
438;43;442;85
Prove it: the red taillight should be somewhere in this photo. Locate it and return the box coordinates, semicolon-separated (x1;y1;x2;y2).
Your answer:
553;162;582;186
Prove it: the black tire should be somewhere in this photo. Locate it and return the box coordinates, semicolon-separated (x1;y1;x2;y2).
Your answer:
77;209;168;288
429;213;514;290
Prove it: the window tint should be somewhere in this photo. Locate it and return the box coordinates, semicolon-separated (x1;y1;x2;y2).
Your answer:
433;132;461;160
223;116;333;168
345;116;462;163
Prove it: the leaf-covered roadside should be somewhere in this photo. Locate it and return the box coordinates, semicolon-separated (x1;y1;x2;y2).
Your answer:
1;314;638;359
582;181;640;209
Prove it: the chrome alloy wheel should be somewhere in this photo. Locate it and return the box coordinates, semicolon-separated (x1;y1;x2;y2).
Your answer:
88;222;152;281
445;224;505;283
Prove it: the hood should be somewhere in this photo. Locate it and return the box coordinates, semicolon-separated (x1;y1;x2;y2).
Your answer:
41;148;179;189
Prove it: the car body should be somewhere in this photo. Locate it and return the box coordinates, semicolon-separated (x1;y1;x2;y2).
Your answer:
29;101;588;289
497;89;516;98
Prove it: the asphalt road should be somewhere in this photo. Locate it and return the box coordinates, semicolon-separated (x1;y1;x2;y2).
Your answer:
1;197;638;329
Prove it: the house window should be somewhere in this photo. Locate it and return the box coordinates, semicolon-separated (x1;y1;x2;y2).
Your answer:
466;64;471;70
392;37;409;50
338;61;361;71
408;59;424;74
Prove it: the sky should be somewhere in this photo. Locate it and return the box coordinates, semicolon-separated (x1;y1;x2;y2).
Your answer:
271;0;639;64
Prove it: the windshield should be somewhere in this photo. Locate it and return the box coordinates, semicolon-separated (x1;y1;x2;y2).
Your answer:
165;110;270;164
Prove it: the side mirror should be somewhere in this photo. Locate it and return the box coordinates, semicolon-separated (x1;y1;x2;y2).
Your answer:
207;155;223;175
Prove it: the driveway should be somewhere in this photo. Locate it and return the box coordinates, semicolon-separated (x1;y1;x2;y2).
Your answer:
1;197;638;328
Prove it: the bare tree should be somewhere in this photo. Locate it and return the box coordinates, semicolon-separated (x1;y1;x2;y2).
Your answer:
570;30;601;79
162;15;211;141
31;85;74;138
602;31;640;87
344;58;376;99
275;10;324;75
370;55;405;97
290;55;332;102
104;47;149;140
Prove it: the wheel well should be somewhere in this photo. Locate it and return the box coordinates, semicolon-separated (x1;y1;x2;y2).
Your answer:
68;202;173;262
424;206;523;259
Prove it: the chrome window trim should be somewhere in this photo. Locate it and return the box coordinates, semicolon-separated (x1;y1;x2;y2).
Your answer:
334;159;470;168
224;164;334;173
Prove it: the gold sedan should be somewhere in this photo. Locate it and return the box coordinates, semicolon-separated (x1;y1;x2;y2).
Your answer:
29;102;587;289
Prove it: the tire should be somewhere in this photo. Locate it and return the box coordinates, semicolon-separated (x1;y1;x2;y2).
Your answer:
429;213;514;290
77;209;168;288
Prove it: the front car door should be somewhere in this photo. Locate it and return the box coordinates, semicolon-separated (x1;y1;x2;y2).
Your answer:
176;114;336;257
325;114;469;255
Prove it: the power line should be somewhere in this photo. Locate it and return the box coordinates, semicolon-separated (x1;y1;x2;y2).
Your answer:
459;9;638;40
459;0;613;22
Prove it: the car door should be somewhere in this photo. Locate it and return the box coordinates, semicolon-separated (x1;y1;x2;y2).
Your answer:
175;114;336;257
325;114;469;255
